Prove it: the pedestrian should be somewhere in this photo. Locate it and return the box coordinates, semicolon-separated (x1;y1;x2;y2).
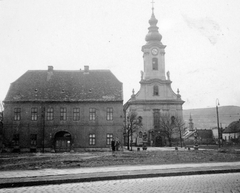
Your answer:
111;137;115;155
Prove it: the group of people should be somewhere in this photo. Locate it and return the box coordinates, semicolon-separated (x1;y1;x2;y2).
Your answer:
111;137;120;153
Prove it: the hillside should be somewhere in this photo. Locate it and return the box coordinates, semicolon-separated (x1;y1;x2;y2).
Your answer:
183;106;240;129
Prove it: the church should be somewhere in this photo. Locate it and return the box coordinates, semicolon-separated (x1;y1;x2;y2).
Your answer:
124;6;184;147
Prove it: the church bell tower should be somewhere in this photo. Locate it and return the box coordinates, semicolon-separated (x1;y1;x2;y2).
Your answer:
124;2;184;147
142;7;166;81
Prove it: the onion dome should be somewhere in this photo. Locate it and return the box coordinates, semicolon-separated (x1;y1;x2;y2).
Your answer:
145;12;162;42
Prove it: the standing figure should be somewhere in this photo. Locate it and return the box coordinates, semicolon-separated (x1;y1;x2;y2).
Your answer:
111;137;115;154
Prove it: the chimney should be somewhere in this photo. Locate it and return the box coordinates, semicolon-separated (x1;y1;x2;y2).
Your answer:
84;65;89;72
48;66;53;72
84;66;89;74
47;66;53;81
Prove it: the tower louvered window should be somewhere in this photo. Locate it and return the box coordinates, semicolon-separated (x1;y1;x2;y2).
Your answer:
152;58;158;70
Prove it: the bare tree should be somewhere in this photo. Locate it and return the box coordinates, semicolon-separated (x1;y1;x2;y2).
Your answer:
173;116;185;147
155;113;175;147
126;110;142;150
154;113;184;147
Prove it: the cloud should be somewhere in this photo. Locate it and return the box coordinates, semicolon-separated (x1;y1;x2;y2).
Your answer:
182;14;222;45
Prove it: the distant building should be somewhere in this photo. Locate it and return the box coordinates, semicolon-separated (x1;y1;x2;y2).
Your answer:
124;8;184;147
3;66;123;152
223;120;240;143
183;115;214;145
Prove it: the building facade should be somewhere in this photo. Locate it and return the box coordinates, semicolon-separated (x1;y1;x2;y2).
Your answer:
124;8;184;147
3;66;123;152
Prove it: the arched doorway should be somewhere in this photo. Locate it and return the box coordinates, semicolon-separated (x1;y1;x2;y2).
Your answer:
54;131;71;152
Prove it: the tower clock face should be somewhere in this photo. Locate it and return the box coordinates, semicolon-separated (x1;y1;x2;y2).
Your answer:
151;48;158;55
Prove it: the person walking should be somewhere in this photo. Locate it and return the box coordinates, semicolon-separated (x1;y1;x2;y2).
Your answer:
111;137;115;155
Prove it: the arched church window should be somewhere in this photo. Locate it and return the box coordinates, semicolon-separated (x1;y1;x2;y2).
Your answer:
152;58;158;70
153;85;159;96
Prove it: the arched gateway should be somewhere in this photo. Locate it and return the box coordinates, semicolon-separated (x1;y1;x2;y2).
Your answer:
54;131;72;152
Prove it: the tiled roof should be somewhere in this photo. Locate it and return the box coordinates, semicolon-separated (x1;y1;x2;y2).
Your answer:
183;129;213;139
223;120;240;133
4;68;123;102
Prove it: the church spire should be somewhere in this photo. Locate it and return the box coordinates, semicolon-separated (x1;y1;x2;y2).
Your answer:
151;0;155;14
145;1;162;43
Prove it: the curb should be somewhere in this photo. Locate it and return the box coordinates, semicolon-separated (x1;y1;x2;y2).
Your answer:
1;168;240;189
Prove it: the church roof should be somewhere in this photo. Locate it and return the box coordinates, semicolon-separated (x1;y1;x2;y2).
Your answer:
4;66;123;102
145;10;162;44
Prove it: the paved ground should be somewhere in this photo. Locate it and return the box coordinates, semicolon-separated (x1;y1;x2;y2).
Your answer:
1;161;240;188
1;147;240;190
1;173;240;193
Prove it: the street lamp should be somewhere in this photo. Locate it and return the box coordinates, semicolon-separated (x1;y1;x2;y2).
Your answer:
216;99;221;148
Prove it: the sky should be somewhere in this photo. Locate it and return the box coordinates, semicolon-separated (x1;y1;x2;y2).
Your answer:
0;0;240;110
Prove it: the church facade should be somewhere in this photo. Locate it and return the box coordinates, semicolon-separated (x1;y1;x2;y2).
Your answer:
124;8;184;147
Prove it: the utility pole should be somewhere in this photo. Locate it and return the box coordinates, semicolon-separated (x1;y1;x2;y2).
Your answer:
216;99;220;148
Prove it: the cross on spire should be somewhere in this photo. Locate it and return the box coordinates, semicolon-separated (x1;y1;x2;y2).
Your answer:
151;0;155;13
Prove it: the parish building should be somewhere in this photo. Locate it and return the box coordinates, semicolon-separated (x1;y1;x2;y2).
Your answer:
3;66;123;152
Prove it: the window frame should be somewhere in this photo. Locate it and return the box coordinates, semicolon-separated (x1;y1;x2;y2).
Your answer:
106;133;113;145
31;107;38;121
153;109;160;128
47;107;54;121
153;85;159;96
30;134;37;146
106;107;113;121
152;58;158;70
89;134;96;145
73;108;80;121
60;107;67;121
89;108;96;121
14;108;21;121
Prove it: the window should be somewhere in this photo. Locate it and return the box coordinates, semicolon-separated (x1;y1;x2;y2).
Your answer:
89;134;96;145
153;85;159;96
153;109;160;128
152;58;158;70
60;107;67;121
30;134;37;146
14;108;21;121
13;134;19;146
31;107;38;121
89;108;96;121
73;108;80;121
106;134;113;145
106;107;113;121
47;107;54;121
